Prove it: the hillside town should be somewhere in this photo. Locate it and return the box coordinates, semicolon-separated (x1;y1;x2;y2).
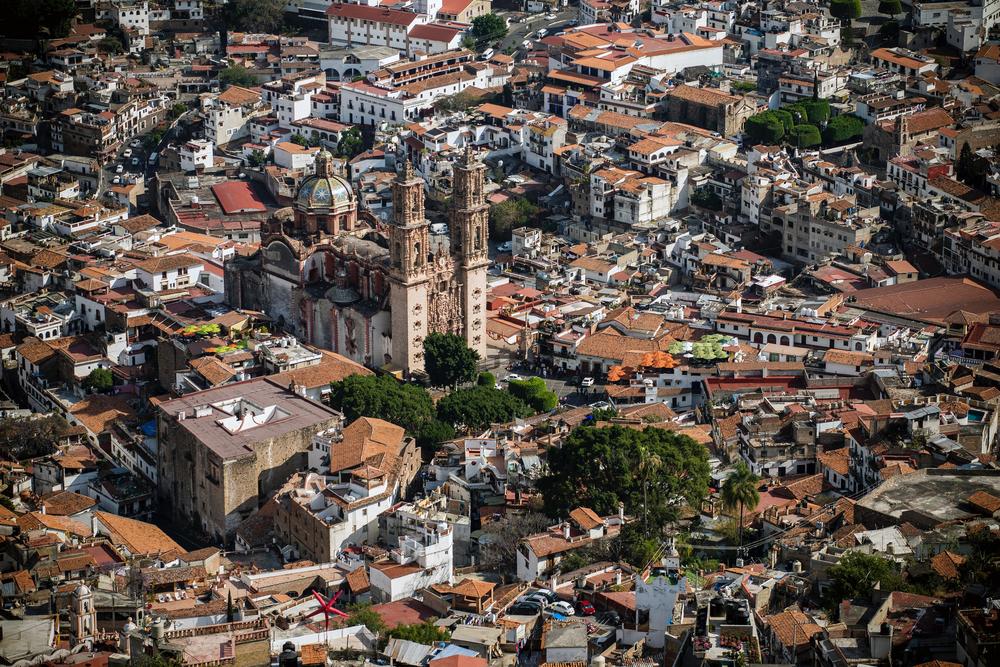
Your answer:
0;1;999;667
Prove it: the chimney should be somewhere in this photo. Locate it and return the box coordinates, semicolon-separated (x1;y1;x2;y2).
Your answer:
614;571;622;585
563;521;571;540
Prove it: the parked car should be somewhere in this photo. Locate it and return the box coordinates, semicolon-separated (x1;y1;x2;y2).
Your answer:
131;157;140;167
581;377;595;387
544;13;556;19
503;373;522;383
115;164;124;174
112;175;121;185
578;600;595;616
497;241;512;253
123;148;133;158
430;222;448;235
596;611;621;626
130;138;142;148
547;601;575;616
508;603;540;615
532;589;558;602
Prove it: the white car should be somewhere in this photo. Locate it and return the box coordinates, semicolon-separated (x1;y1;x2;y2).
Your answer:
544;13;556;19
112;175;121;184
522;40;531;49
123;148;133;158
130;138;141;148
115;164;124;174
581;377;595;387
497;241;512;253
503;373;522;383
547;601;575;616
430;222;449;235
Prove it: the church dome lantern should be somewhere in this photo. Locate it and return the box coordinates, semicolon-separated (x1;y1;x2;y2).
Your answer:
292;149;358;235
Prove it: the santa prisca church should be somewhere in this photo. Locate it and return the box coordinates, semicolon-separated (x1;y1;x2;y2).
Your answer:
225;148;489;375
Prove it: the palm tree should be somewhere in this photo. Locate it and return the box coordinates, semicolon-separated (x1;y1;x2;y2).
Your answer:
720;462;760;548
638;445;662;536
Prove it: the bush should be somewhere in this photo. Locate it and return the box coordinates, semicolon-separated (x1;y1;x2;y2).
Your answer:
800;99;830;124
477;371;496;387
772;109;795;132
823;114;865;146
791;124;822;148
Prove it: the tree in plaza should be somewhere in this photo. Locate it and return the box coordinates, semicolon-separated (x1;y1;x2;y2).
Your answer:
98;37;124;54
537;425;711;531
328;374;435;434
506;377;558;412
720;462;760;547
477;371;496;387
218;65;257;90
83;368;115;394
436;386;532;431
489;197;538;241
822;114;865;146
414;419;456;453
471;14;508;42
791;124;822;148
878;0;903;17
825;551;906;614
830;0;863;42
744;112;786;145
423;332;479;388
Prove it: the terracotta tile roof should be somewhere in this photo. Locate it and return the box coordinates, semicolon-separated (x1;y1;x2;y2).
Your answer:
39;490;97;516
190;355;237;386
93;511;183;556
17;511;92;537
329;417;406;474
16;337;55;364
218;85;261;106
968;490;1000;514
451;578;495;598
69;394;136;436
346;566;370;593
133;253;203;274
817;448;850;476
300;644;328;667
929;551;965;580
569;507;603;531
767;610;823;648
271;350;372;389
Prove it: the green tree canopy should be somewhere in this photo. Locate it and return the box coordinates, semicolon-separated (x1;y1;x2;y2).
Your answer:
9;0;77;39
98;37;124;54
507;377;558;412
489;197;538;241
219;0;286;33
691;187;723;211
825;551;905;613
791;124;822;148
823;114;865;146
387;621;451;644
878;0;903;16
329;374;434;434
219;65;257;90
346;603;387;634
337;126;364;159
471;14;508;42
83;368;115;393
436;386;532;431
423;333;480;388
477;371;496;387
414;419;456;452
745;112;786;144
830;0;863;21
537;425;711;532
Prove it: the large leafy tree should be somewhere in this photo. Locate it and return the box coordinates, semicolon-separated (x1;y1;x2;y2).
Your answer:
823;115;865;146
507;377;558;412
346;602;387;634
0;414;72;461
219;66;257;90
337;127;364;159
328;374;434;434
791;124;822;148
83;368;115;394
720;462;760;547
471;14;508;42
219;0;285;33
745;112;786;145
478;512;550;577
423;333;479;388
489;197;538;241
878;0;902;17
825;551;906;614
436;385;532;431
538;426;711;533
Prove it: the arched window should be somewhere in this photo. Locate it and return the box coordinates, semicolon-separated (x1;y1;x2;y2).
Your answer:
766;334;777;344
475;227;482;250
753;332;764;344
414;242;422;266
394;243;402;269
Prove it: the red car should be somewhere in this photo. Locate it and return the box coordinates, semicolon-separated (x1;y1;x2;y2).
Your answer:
578;600;595;616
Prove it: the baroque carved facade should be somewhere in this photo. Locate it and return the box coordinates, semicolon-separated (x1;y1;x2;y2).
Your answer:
225;149;488;375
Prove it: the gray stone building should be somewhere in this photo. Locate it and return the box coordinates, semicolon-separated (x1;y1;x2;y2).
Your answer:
156;377;343;543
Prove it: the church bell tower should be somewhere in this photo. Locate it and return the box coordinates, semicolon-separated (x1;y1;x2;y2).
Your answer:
450;146;489;359
388;160;430;373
